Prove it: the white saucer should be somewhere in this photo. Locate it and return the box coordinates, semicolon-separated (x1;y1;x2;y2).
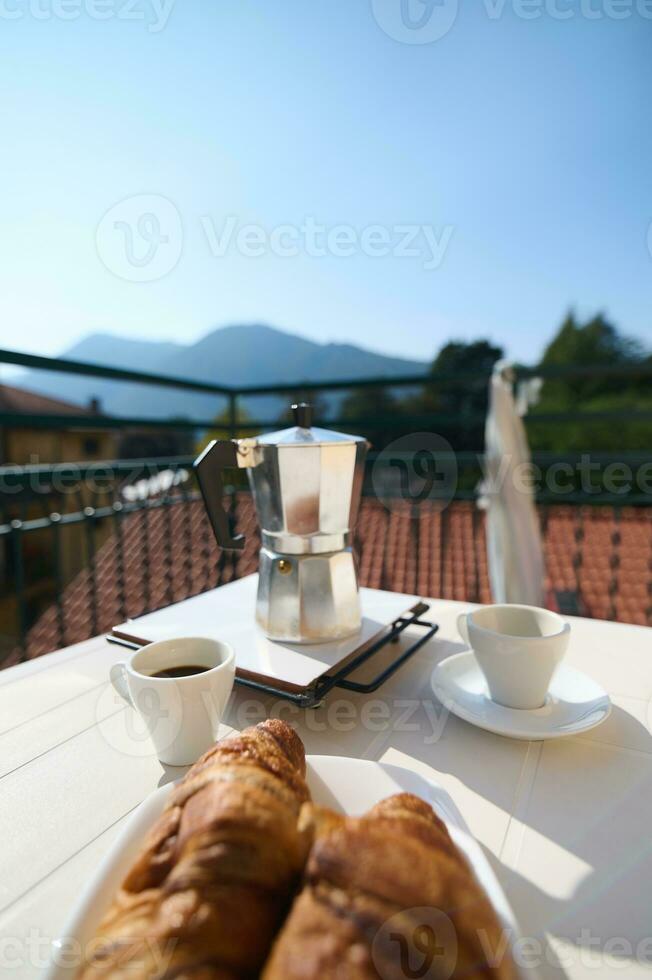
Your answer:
431;651;611;741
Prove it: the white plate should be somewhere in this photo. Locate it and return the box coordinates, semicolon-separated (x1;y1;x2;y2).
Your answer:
432;650;611;741
47;755;534;979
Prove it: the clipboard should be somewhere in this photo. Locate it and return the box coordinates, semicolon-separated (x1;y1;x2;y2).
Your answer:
110;576;438;707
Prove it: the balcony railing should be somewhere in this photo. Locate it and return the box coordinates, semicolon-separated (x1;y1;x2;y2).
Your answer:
1;347;651;664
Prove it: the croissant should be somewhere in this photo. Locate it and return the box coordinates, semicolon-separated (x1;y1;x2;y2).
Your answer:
77;719;311;980
262;792;515;979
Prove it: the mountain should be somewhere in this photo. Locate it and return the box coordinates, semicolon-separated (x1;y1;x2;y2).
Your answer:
19;324;428;422
17;333;184;414
66;333;184;370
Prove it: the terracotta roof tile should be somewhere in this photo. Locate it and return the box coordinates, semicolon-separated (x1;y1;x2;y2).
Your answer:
8;497;652;665
0;383;97;415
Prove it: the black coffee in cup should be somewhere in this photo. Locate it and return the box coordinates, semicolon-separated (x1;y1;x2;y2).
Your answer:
150;665;209;679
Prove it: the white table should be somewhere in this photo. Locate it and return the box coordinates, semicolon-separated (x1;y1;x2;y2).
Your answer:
1;577;651;978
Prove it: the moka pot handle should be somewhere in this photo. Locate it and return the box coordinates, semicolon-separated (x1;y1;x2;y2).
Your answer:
193;440;245;551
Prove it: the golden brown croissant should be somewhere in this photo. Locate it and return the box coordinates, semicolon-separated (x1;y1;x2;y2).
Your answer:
262;792;515;979
78;719;311;980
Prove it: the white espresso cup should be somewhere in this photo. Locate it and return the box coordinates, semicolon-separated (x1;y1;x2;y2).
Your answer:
457;604;570;710
110;636;235;765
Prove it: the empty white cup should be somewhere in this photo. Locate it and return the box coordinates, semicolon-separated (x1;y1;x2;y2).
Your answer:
110;636;235;765
457;604;570;710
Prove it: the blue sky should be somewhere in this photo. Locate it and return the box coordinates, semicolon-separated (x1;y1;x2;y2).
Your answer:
0;0;650;366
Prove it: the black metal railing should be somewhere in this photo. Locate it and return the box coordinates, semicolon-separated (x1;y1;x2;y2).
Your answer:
1;347;651;663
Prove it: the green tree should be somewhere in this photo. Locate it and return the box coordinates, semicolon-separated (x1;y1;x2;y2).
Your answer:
529;312;651;452
340;385;399;449
409;339;504;451
539;311;646;403
433;339;505;378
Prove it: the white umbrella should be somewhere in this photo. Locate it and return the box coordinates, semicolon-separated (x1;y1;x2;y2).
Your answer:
478;360;545;606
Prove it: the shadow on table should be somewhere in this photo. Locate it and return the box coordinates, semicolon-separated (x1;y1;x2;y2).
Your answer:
481;846;652;978
157;762;190;786
217;634;652;975
390;696;652;977
223;633;470;760
478;849;570;979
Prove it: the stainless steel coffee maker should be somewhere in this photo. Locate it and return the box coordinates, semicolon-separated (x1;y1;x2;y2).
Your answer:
194;404;369;643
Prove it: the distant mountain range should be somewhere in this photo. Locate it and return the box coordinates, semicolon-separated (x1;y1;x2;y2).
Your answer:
20;324;428;422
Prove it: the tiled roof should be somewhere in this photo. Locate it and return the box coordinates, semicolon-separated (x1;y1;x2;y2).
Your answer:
0;383;96;415
12;497;652;664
